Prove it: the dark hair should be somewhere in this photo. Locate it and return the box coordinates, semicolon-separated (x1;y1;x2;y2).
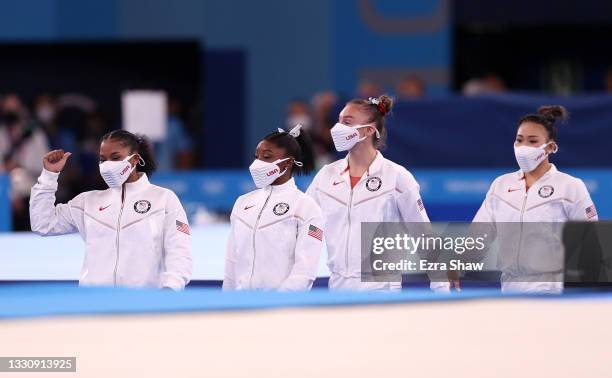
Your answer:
518;105;569;141
101;130;157;176
262;127;314;176
346;94;394;148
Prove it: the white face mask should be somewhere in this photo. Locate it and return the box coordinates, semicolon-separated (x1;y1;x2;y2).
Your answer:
330;123;380;152
99;154;144;188
249;158;290;188
514;142;557;173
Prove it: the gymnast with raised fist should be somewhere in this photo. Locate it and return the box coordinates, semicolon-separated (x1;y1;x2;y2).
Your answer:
29;130;192;290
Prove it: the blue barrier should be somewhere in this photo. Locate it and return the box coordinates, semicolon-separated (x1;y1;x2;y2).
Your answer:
151;169;612;221
4;283;611;320
0;169;608;231
0;175;10;231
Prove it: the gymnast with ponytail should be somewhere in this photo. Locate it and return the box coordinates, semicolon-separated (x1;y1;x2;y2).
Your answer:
473;105;598;293
305;95;437;292
223;124;325;291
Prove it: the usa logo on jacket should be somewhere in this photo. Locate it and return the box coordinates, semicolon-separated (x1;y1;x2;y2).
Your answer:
134;200;151;214
538;185;554;198
365;177;382;192
273;202;290;216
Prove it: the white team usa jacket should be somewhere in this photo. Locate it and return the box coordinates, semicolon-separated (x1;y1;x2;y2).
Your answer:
30;169;192;290
474;165;597;223
223;178;324;291
306;152;429;282
473;165;597;291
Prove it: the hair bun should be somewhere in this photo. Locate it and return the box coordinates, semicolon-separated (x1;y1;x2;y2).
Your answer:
377;95;394;117
538;105;568;124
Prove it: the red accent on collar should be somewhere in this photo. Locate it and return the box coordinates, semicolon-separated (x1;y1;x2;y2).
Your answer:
343;161;370;176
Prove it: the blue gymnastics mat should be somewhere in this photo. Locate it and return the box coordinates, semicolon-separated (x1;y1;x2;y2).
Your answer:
1;284;611;320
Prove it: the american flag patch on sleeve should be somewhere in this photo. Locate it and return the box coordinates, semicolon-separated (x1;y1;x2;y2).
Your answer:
308;224;323;241
586;204;597;219
417;198;424;212
176;220;191;235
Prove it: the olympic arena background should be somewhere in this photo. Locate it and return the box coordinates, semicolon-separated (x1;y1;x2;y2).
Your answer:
2;1;612;377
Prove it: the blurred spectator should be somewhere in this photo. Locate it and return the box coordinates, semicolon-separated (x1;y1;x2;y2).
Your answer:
285;99;313;131
357;80;382;99
56;93;97;114
462;78;487;96
311;90;339;168
155;98;195;172
0;94;50;230
34;93;78;152
54;105;88;148
78;111;109;191
0;94;49;177
34;93;56;126
483;73;506;92
52;92;98;177
463;73;506;96
396;76;426;100
34;94;84;206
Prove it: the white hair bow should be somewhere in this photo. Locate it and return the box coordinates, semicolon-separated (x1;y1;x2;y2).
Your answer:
288;123;302;138
368;97;380;105
276;124;304;166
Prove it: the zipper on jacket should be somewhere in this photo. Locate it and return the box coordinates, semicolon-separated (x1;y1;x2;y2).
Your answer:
515;191;528;275
346;188;354;273
249;187;274;289
113;186;126;286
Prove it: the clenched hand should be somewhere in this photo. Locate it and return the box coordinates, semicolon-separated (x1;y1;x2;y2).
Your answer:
43;149;72;173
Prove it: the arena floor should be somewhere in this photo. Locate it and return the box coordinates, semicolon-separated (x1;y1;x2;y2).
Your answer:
0;286;610;377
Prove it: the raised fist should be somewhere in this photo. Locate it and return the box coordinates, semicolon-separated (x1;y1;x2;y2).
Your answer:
42;149;72;173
